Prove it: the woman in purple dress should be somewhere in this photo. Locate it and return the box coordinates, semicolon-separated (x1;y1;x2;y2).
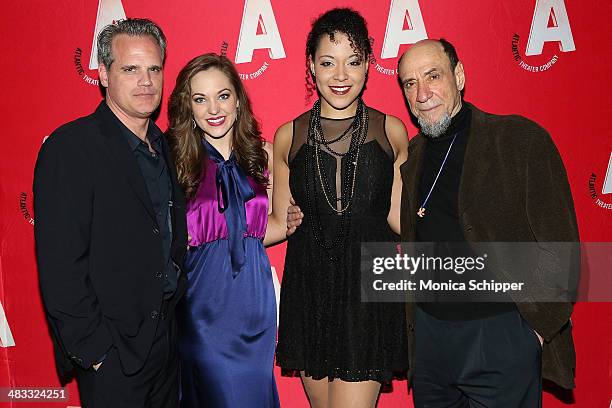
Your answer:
167;54;298;407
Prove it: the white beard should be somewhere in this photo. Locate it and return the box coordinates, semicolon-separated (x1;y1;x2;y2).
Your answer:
418;112;451;138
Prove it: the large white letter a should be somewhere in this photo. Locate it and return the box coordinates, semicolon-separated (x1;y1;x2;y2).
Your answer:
235;0;286;64
89;0;127;69
603;152;612;195
0;300;15;348
525;0;575;56
381;0;428;59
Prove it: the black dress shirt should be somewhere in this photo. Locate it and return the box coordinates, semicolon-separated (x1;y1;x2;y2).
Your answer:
115;114;177;298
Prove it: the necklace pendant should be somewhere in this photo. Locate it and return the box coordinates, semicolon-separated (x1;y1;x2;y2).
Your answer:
417;207;426;218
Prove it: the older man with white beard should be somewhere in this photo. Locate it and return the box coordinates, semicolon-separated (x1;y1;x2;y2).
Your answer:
397;39;579;407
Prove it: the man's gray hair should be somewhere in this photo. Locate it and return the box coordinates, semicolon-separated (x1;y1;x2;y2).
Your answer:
97;18;167;68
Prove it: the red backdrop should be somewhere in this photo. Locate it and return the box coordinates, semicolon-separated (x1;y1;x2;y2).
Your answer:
0;1;610;407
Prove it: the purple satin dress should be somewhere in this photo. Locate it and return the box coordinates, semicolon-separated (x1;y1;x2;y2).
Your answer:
177;141;279;407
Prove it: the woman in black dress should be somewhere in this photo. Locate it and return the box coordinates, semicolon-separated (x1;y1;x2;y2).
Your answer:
272;8;409;408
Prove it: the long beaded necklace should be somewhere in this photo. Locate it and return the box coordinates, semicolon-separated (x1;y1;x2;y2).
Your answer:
304;98;369;252
310;99;368;213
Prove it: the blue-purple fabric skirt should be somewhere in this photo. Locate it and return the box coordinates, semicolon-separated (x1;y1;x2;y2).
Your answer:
177;237;279;407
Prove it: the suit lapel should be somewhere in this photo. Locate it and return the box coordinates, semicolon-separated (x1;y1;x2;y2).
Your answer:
458;104;494;215
159;132;187;251
94;102;157;221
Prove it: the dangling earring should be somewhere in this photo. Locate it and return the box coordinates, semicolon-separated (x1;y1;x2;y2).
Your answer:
191;118;196;130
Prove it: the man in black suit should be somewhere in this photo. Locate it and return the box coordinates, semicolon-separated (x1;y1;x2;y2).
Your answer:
34;18;186;407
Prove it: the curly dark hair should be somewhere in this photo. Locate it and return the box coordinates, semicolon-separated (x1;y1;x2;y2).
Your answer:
167;53;268;199
305;8;372;101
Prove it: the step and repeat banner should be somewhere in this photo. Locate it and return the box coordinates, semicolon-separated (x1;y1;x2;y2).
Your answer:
1;0;611;406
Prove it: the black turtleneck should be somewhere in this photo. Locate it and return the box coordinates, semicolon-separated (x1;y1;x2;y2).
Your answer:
416;103;515;321
416;104;470;244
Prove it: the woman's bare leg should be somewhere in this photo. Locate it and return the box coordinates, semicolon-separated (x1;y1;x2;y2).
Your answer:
301;372;329;408
328;379;381;408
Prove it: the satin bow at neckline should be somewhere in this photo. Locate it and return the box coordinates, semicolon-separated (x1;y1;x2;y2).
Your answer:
204;140;255;278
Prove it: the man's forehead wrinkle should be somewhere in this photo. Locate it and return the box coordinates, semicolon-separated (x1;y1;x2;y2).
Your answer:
401;53;449;79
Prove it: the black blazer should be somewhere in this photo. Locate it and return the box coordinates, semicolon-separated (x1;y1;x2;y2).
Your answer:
34;102;187;380
400;103;579;389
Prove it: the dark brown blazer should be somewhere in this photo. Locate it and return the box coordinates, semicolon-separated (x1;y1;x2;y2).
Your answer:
400;103;579;389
